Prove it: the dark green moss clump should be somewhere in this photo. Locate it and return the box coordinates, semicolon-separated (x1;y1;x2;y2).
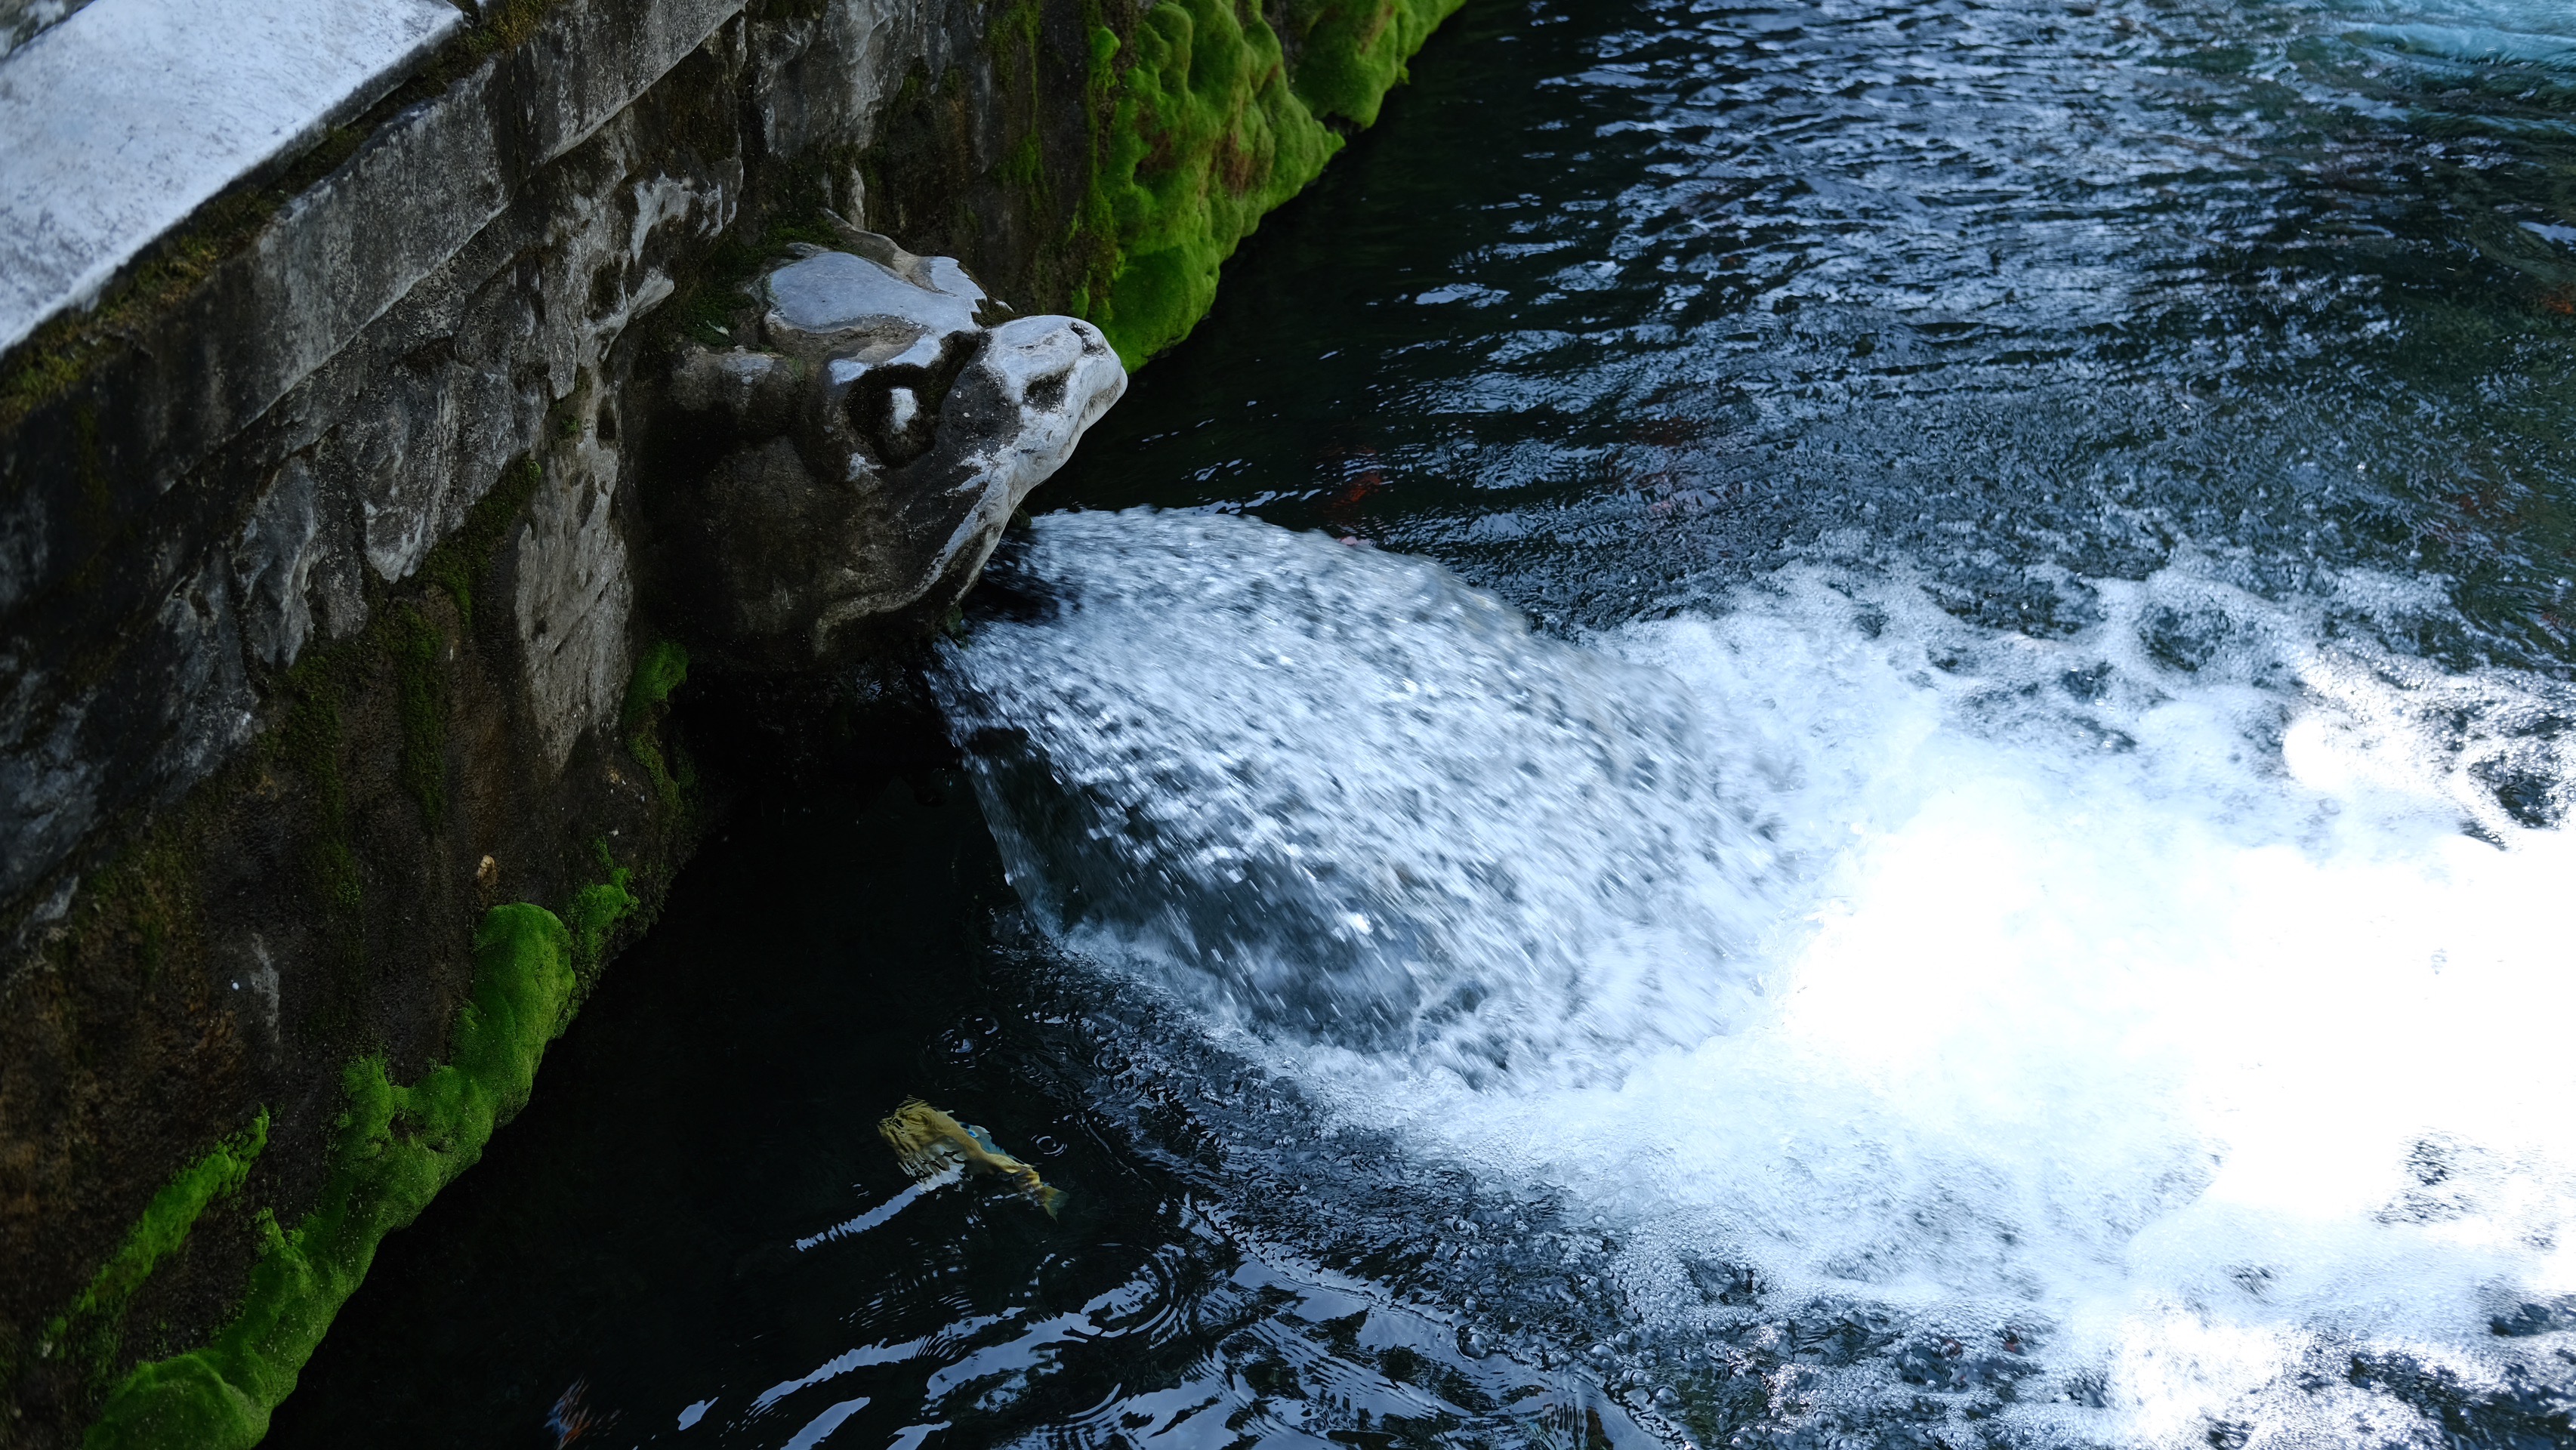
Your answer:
389;606;449;828
278;677;369;985
1081;0;1465;366
847;0;1462;369
1276;0;1458;130
622;640;694;816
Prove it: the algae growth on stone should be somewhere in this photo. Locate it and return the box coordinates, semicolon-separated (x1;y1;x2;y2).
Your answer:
1081;0;1469;367
82;903;605;1450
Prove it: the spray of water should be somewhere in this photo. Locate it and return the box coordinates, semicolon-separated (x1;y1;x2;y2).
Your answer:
936;508;2576;1445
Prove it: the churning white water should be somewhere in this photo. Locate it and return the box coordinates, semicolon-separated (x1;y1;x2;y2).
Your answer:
936;508;2576;1446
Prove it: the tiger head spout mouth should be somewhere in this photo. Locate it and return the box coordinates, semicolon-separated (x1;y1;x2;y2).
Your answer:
659;230;1124;669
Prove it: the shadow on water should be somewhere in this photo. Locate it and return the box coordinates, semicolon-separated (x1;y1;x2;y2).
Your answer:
266;693;1640;1448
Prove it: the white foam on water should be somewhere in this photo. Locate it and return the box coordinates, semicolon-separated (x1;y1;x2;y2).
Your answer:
937;508;2576;1445
2321;0;2576;77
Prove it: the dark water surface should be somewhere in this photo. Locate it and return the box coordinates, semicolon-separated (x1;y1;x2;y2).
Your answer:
276;0;2576;1445
270;773;1600;1448
1070;0;2576;661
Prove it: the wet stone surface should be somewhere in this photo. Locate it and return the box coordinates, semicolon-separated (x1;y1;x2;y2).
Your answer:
659;236;1124;668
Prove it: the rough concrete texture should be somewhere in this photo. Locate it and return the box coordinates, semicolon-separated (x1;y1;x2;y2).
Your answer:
666;237;1124;666
0;0;748;916
514;428;638;770
0;0;1113;1439
0;0;463;353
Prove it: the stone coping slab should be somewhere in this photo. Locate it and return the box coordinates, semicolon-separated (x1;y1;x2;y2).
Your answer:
0;0;463;356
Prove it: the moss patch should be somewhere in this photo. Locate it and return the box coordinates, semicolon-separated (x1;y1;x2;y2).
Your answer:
1083;0;1334;366
81;893;629;1450
563;848;639;974
622;639;690;727
35;1115;270;1397
1081;0;1464;366
621;640;693;816
1275;0;1458;131
278;677;367;988
668;207;853;346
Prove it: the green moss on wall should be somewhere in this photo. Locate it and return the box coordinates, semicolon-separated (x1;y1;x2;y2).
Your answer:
667;200;860;348
82;891;632;1450
78;825;202;987
1083;0;1334;367
7;427;686;1446
622;639;690;727
277;679;367;985
563;854;639;975
621;640;693;816
34;1115;270;1397
1275;0;1458;130
1081;0;1464;366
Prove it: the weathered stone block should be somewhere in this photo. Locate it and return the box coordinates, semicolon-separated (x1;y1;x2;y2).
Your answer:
665;237;1124;665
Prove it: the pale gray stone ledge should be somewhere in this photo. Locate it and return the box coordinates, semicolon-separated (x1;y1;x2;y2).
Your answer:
0;0;464;356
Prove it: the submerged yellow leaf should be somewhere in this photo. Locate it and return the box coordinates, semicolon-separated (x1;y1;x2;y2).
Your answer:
877;1099;1066;1217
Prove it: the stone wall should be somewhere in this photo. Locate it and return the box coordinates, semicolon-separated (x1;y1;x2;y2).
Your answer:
0;0;1081;1441
0;0;1462;1442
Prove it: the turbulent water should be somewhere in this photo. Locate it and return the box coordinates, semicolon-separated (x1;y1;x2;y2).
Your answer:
269;0;2576;1445
942;509;2576;1446
927;0;2576;1444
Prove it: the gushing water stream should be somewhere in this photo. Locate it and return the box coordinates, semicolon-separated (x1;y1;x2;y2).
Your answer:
922;0;2576;1438
939;508;2576;1445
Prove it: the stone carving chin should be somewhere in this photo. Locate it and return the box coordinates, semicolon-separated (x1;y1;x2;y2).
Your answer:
665;231;1126;666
